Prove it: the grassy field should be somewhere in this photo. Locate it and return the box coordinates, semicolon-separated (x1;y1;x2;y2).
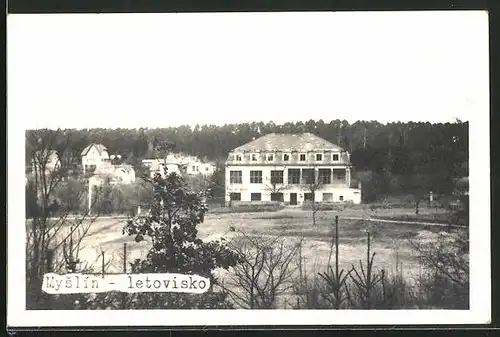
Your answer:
64;206;450;284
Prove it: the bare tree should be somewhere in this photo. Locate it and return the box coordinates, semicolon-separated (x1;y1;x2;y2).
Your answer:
302;167;323;226
223;230;301;309
25;129;100;309
264;165;288;202
405;174;432;215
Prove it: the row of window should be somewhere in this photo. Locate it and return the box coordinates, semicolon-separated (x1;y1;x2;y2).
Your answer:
191;165;211;172
233;153;340;162
229;192;345;201
229;169;345;184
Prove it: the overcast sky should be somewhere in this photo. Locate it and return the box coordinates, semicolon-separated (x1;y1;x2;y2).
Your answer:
8;11;489;129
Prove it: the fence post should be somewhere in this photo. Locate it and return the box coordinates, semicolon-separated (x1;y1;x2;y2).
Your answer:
101;251;105;277
123;243;127;273
122;243;128;309
335;215;339;280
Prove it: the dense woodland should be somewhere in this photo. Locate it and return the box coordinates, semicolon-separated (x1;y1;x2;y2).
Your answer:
26;119;468;203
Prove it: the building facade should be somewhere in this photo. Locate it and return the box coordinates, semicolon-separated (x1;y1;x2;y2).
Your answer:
225;133;362;205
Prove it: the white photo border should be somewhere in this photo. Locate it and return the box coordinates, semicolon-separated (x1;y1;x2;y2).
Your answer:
7;11;491;327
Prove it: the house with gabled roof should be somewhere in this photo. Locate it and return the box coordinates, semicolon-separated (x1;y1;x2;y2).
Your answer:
81;143;110;175
225;133;361;205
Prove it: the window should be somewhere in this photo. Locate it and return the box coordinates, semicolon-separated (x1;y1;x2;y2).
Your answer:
251;193;262;201
336;172;344;180
300;153;307;161
270;170;284;184
318;169;332;184
316;153;323;161
251;154;258;161
332;154;339;161
266;153;274;161
304;193;314;202
250;170;263;183
235;154;242;161
230;193;241;201
283;154;290;161
302;169;315;184
288;169;301;184
339;196;344;201
271;193;284;202
323;193;333;202
230;171;242;184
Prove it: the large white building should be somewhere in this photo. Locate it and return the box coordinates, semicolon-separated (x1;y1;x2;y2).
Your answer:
225;133;362;205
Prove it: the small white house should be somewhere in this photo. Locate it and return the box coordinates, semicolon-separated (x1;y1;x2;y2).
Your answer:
81;143;110;174
113;165;136;184
142;154;215;178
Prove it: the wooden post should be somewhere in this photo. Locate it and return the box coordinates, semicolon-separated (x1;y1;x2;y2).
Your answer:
88;179;92;215
121;243;128;309
335;215;339;280
101;251;105;277
123;243;127;273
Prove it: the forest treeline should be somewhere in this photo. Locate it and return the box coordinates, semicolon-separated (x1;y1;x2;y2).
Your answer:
26;119;468;202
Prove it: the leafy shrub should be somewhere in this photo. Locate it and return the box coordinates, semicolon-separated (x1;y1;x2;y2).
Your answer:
122;170;241;309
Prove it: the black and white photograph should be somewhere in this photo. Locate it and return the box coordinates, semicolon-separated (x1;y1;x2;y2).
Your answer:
7;11;490;326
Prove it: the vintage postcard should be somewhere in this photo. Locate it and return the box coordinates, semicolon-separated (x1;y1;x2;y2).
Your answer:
7;11;491;327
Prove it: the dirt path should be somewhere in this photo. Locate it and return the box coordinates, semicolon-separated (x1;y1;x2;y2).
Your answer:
342;216;465;228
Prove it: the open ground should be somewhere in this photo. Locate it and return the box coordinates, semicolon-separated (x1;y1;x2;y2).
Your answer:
52;205;455;285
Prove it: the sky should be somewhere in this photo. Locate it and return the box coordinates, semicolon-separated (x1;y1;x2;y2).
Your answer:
7;11;489;129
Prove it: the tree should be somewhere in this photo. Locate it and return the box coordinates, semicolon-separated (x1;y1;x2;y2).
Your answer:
54;177;86;214
122;150;241;309
264;165;288;202
224;231;301;309
25;129;99;309
404;174;432;214
302;168;323;226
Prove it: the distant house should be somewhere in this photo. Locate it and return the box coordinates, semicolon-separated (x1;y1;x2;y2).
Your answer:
185;161;216;176
113;165;136;184
89;165;136;186
31;150;60;174
81;143;110;174
142;154;215;178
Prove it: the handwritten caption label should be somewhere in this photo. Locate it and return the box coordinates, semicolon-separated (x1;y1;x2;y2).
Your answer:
42;273;210;294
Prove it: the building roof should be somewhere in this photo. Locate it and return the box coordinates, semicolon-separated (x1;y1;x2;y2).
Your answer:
231;133;344;153
116;164;135;174
81;143;108;156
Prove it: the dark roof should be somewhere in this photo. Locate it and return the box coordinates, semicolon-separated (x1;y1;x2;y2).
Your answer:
231;133;344;153
81;143;108;156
